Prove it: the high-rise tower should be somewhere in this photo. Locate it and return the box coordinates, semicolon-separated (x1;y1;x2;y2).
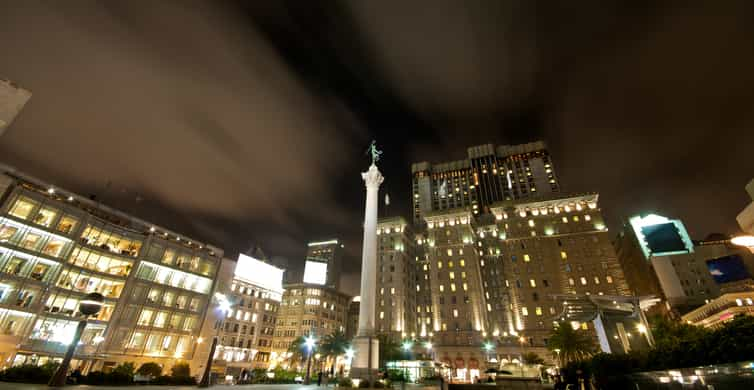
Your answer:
411;141;559;225
304;239;342;290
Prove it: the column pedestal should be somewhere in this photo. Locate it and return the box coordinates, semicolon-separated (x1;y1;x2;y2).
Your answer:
350;336;379;380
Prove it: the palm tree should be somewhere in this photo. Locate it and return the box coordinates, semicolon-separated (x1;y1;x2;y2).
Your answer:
321;330;349;358
546;323;595;366
320;330;350;374
287;336;310;367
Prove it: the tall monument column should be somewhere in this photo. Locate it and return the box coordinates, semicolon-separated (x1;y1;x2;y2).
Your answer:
351;142;383;380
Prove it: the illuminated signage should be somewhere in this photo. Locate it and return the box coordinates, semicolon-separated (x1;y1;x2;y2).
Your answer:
303;260;328;285
629;214;694;259
235;254;284;294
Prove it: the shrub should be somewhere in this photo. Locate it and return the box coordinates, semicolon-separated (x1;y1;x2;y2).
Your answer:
338;377;353;387
112;362;136;377
136;362;162;378
0;362;59;383
170;362;191;378
81;371;106;385
373;379;386;388
358;379;371;388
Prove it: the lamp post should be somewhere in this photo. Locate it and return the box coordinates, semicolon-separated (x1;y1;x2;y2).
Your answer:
304;335;316;385
518;336;526;377
49;292;104;387
198;293;232;388
553;349;561;368
483;341;494;364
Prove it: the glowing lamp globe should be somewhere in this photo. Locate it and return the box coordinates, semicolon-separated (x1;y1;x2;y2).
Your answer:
731;235;754;247
79;292;105;316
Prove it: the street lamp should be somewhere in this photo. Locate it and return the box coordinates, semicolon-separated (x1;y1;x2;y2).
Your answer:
731;235;754;252
518;336;526;377
483;341;494;363
304;335;317;385
198;293;231;388
49;292;104;387
553;349;561;368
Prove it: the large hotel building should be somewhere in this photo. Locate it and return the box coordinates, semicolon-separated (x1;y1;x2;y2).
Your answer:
374;141;633;380
0;168;222;374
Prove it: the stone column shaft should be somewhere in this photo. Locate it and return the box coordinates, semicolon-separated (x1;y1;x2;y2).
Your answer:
357;164;382;336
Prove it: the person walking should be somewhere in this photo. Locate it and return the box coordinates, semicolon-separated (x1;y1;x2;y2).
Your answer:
317;371;323;386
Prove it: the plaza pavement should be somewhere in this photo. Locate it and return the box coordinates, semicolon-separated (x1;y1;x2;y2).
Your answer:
0;383;443;390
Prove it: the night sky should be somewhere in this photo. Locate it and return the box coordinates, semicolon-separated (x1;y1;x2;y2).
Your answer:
2;1;753;295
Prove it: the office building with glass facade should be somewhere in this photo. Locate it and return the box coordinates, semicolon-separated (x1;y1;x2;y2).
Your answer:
0;168;222;374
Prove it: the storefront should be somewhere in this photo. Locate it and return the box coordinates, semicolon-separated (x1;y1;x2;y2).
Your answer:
385;360;438;382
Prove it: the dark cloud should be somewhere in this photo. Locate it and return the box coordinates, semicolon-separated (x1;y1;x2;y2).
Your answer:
2;1;753;295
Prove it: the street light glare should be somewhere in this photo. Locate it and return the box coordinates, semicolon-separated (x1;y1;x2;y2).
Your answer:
425;341;432;349
345;348;355;359
402;341;413;351
305;336;316;349
731;235;754;247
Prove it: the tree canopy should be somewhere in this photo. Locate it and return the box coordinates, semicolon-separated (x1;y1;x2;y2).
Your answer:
546;323;596;365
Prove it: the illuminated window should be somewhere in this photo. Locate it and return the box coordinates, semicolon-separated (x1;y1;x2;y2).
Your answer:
380;288;384;295
390;288;395;295
522;307;529;316
606;276;614;284
585;215;591;221
524;254;530;262
449;272;455;280
35;207;58;227
594;277;600;285
528;220;535;227
535;307;542;316
529;279;536;288
562;217;568;223
460;259;465;267
9;197;38;220
487;304;492;311
581;323;588;330
447;249;453;256
416;285;420;292
252;313;258;322
423;264;428;271
560;251;567;260
56;215;79;234
153;311;167;328
439;285;444;292
437;261;443;269
463;283;468;291
138;309;154;326
461;271;467;279
380;311;384;319
580;277;587;285
568;278;575;286
453;309;459;318
450;283;456;292
573;216;580;222
448;261;454;268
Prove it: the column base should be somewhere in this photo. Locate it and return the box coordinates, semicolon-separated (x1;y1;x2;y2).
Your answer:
350;335;379;381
